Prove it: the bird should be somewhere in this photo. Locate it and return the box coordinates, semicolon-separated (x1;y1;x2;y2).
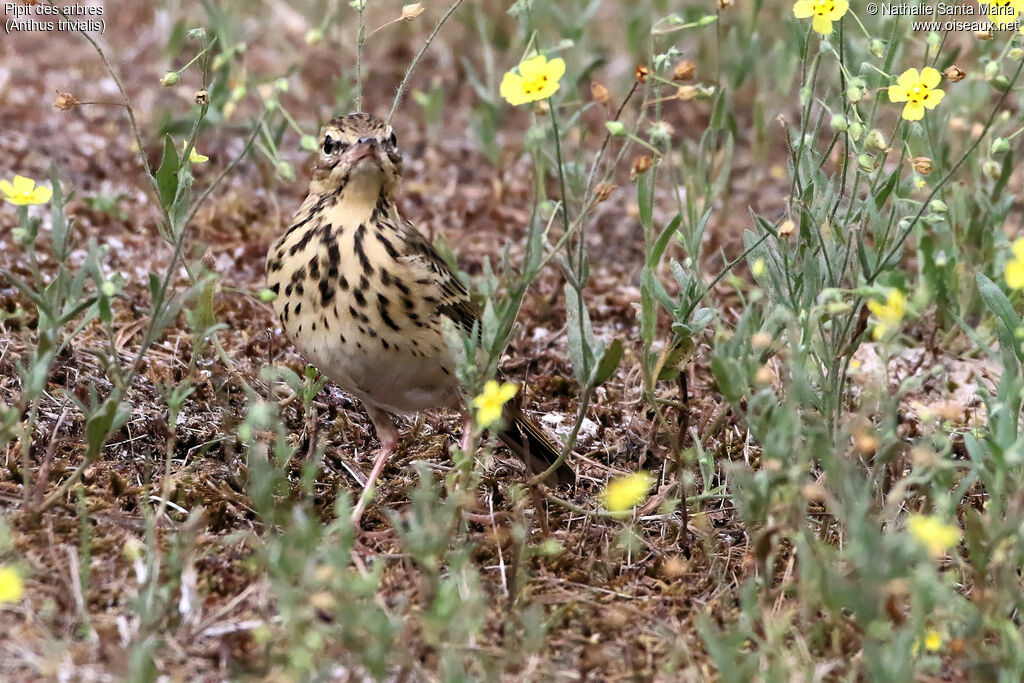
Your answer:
265;112;575;524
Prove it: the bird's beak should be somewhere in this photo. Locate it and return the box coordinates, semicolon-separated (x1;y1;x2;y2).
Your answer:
345;138;381;167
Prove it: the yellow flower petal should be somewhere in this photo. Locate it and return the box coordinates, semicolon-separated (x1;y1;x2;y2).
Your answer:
923;89;944;109
601;471;655;512
897;68;920;90
545;57;566;83
920;66;942;89
517;54;549;79
0;565;24;603
924;629;942;652
811;14;833;34
829;0;849;18
500;71;528;106
12;175;34;194
907;514;961;558
30;185;52;204
902;102;925;121
793;0;815;17
888;85;909;103
1006;257;1024;290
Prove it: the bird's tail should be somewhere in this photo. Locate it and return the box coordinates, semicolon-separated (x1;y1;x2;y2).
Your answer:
498;404;576;486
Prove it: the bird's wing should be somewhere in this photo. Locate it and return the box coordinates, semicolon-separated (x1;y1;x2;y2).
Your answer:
397;219;481;333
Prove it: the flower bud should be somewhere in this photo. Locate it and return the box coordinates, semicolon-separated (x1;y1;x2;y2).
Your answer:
698;14;718;25
259;288;278;303
869;39;885;59
929;199;948;213
1010;48;1024;61
847;122;864;141
857;153;876;172
991;137;1010;155
300;135;318;152
830;114;848;131
591;81;610;104
194;90;209;106
305;28;323;45
982;160;1001;181
992;75;1010;92
846;86;863;103
160;71;180;87
186;28;206;40
605;121;627;136
913;156;933;175
984;61;1000;80
277;160;296;182
927;32;941;48
866;129;886;151
635;65;649;83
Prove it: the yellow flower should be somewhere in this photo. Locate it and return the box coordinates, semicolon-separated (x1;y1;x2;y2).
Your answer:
866;288;906;340
0;565;24;603
472;380;518;429
888;67;945;121
907;514;961;558
183;142;209;164
500;54;566;106
1005;238;1024;290
601;471;655;512
924;629;942;651
0;175;53;206
979;0;1024;21
792;0;849;35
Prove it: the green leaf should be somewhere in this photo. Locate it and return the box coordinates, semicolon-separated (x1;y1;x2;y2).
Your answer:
976;272;1023;362
155;134;180;211
565;283;597;385
590;339;623;386
711;356;746;403
85;394;130;462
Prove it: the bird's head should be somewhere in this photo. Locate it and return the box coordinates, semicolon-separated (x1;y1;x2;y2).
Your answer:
310;113;402;201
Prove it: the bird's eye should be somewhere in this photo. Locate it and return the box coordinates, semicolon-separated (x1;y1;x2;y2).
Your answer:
323;135;335;155
388;132;397;147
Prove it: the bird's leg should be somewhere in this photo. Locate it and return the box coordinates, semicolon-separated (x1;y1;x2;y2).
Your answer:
351;406;399;527
460;412;474;456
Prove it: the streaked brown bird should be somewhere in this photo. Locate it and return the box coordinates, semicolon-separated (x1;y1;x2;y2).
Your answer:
265;113;574;523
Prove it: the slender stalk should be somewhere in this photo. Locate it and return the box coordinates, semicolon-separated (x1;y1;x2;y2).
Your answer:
389;0;466;121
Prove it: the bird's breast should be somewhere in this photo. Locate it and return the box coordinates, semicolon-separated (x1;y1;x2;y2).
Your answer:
265;202;458;413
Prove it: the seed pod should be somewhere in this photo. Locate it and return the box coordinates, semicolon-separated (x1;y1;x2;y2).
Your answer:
672;60;695;81
590;81;610;104
913;156;933;175
944;65;966;82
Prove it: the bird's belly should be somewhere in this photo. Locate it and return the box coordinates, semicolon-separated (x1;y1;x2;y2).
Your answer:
280;304;460;415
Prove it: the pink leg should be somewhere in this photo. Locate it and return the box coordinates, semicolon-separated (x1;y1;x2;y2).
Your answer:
350;436;397;526
351;406;400;527
461;412;474;455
